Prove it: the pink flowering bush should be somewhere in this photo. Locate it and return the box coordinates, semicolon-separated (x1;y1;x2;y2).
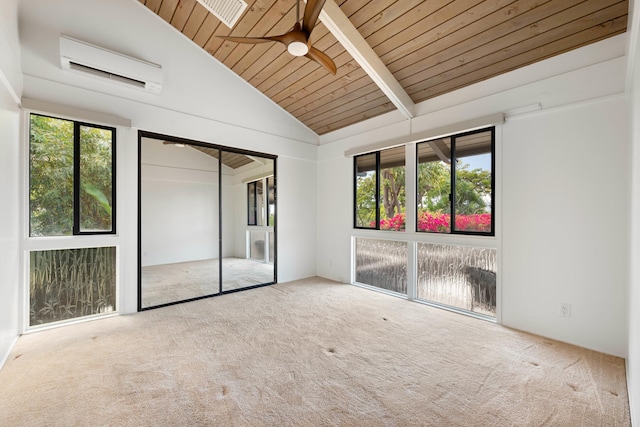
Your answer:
417;211;450;232
372;211;491;233
380;213;406;231
451;212;492;232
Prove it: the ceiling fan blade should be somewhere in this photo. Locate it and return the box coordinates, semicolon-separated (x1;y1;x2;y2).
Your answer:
305;46;336;75
219;32;301;46
217;35;274;44
302;0;327;34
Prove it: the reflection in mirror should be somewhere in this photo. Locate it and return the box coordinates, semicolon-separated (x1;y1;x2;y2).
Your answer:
222;153;275;291
140;137;221;308
140;138;276;308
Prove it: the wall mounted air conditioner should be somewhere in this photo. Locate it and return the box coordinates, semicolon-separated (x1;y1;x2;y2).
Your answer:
60;35;163;94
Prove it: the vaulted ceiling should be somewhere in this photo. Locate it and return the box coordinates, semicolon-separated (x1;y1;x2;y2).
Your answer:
138;0;628;136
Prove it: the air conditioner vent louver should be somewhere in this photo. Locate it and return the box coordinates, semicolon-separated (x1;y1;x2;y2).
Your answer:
68;62;147;89
196;0;248;28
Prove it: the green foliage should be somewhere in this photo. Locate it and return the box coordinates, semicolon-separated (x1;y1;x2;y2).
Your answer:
79;125;113;231
29;115;113;236
380;166;405;220
356;166;408;228
82;183;112;216
29;115;74;236
417;161;450;213
355;171;376;227
455;166;492;215
418;160;492;216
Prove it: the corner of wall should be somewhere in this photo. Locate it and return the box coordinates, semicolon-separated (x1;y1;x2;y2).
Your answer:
626;1;640;422
0;0;23;103
0;79;22;370
0;336;19;370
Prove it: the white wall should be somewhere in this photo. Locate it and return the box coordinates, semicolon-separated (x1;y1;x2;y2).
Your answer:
629;77;640;427
626;0;640;422
277;156;318;282
141;141;219;266
0;0;21;100
316;153;351;283
0;86;21;367
0;0;21;369
502;97;629;357
317;40;630;358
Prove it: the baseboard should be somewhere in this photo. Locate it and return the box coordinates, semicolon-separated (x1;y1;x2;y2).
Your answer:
0;335;18;370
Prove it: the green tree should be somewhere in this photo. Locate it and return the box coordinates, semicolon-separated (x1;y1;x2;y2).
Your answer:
29;115;113;236
356;156;491;227
417;161;450;213
381;166;405;220
455;166;491;215
30;115;74;235
79;125;113;231
417;161;491;216
355;171;376;227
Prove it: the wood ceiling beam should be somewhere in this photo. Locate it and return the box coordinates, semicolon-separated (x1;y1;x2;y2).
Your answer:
315;0;416;119
427;139;451;164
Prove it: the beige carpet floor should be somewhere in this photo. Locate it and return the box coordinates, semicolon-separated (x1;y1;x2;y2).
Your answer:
142;257;274;308
0;278;630;426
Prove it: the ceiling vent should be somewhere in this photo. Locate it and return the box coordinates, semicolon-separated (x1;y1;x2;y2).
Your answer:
60;35;163;94
196;0;248;28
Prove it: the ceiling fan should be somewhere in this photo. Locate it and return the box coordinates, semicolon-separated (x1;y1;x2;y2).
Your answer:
218;0;337;75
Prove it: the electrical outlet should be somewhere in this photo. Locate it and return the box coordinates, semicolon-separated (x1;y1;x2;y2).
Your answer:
559;302;571;318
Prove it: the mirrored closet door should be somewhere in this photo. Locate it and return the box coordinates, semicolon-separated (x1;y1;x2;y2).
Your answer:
139;134;276;309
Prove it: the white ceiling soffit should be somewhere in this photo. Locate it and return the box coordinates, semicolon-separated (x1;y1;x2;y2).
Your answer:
317;0;416;119
344;113;505;157
197;0;248;28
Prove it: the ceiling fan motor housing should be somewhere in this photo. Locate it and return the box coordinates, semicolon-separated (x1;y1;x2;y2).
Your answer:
288;41;309;56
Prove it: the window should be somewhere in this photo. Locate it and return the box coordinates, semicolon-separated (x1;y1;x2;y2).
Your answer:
351;126;497;320
267;175;275;227
247;179;266;226
30;247;116;325
354;237;407;295
354;146;406;230
417;127;494;235
248;175;275;227
29;114;116;236
417;243;496;316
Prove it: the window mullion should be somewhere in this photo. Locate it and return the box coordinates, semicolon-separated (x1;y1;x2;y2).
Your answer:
405;142;416;233
450;135;456;234
375;151;380;230
73;122;81;235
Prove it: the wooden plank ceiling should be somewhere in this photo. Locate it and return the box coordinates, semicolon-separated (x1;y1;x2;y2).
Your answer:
162;140;255;168
140;0;628;136
193;146;256;169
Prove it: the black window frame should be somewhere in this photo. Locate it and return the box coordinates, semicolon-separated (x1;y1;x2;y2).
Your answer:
267;175;275;227
416;126;495;236
247;180;258;226
29;113;117;237
353;152;380;230
247;178;267;227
